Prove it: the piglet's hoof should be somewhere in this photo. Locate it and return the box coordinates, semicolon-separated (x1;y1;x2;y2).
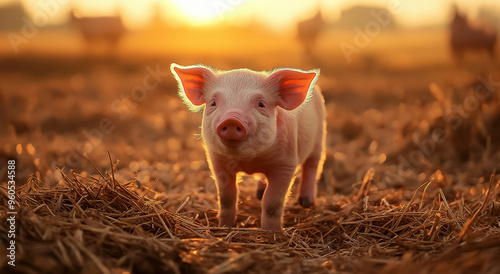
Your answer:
298;197;314;208
256;189;265;200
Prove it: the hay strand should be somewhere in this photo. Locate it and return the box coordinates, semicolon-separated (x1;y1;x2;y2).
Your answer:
457;174;495;242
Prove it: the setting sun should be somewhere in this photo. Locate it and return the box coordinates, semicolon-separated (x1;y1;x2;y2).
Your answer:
170;0;231;25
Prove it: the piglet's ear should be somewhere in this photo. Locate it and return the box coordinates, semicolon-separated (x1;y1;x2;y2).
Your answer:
266;69;319;110
170;63;214;107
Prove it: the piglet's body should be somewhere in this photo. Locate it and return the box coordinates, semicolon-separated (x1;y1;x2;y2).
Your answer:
171;63;326;231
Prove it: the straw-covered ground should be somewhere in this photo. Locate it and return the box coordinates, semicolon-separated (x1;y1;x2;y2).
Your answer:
1;31;500;273
2;161;499;274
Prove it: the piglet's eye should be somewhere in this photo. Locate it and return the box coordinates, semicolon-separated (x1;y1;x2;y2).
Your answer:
258;102;265;108
210;101;216;107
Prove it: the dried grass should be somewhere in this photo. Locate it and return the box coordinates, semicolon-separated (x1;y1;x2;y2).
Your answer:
1;54;500;274
1;155;499;273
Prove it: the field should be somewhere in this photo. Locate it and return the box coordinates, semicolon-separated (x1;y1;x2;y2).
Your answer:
1;25;500;273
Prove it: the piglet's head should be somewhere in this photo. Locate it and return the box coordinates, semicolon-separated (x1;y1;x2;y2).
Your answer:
171;63;319;158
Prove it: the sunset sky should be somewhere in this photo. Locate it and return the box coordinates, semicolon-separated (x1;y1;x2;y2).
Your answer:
1;0;500;31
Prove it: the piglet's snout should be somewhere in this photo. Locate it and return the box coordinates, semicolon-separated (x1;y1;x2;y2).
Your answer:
217;118;247;145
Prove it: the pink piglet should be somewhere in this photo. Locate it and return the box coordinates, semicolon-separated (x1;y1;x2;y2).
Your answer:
171;63;326;231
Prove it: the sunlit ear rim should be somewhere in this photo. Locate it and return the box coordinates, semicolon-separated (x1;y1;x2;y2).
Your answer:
266;68;320;110
170;63;215;112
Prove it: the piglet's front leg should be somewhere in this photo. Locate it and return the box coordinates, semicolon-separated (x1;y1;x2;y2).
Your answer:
261;167;296;231
211;158;239;228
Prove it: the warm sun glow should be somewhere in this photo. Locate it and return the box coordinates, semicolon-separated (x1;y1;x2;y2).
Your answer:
5;0;500;31
170;0;228;26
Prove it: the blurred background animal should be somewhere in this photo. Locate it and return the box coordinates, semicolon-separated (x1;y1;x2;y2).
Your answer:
450;7;497;60
296;10;324;63
70;9;126;51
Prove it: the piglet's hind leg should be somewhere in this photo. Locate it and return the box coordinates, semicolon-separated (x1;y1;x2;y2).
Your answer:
255;174;267;200
298;157;322;208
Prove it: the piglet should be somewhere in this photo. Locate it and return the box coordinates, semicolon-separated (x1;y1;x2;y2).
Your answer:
171;63;326;231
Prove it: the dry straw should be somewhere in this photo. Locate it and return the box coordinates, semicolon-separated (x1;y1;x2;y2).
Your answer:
1;155;499;273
